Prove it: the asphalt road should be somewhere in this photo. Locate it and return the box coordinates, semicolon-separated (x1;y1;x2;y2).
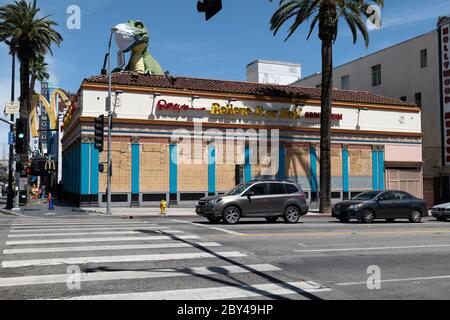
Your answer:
0;213;450;300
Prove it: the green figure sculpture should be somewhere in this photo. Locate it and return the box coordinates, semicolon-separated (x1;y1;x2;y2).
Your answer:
114;20;164;75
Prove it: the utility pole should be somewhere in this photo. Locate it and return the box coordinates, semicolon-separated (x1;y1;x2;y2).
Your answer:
6;46;16;210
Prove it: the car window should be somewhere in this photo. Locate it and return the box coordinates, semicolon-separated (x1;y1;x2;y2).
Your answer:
285;184;300;194
378;192;396;201
247;183;268;196
269;183;287;195
225;183;252;196
353;191;380;201
394;192;411;200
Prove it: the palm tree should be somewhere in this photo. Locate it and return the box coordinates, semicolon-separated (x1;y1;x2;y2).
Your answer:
29;54;50;105
0;0;62;155
270;0;383;213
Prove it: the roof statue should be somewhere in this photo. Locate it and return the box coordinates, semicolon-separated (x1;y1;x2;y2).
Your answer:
113;20;164;75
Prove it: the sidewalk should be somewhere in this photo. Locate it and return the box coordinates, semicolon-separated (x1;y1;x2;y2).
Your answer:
0;202;332;218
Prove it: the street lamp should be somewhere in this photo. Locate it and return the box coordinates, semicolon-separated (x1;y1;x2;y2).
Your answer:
356;107;369;130
106;27;118;216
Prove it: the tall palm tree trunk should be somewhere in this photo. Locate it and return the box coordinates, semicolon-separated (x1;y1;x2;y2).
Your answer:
19;52;31;156
318;3;336;213
319;38;333;213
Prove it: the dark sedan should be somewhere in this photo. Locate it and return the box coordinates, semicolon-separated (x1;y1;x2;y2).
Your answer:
332;191;428;223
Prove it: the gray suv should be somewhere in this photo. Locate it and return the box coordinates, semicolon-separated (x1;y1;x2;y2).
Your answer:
196;181;309;224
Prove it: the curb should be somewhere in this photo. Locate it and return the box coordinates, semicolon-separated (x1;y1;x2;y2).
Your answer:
0;208;24;217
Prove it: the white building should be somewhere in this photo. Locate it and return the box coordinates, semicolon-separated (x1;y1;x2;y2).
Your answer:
247;60;301;85
294;16;450;206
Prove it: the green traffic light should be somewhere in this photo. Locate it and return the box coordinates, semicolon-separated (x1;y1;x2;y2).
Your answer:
18;133;24;139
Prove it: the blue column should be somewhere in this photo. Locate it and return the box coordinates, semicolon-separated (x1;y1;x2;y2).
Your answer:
277;144;286;180
208;145;216;194
378;147;385;190
244;145;251;182
81;143;90;195
372;148;379;190
310;145;318;193
91;144;99;195
131;143;140;195
342;146;349;194
169;144;178;194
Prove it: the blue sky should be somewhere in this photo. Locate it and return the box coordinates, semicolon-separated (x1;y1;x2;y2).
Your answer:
0;0;450;148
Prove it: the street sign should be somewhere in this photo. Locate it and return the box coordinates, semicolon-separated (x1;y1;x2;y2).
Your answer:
8;132;15;145
19;178;27;190
4;101;20;115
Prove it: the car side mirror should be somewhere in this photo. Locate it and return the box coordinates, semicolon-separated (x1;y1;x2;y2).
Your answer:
247;191;255;198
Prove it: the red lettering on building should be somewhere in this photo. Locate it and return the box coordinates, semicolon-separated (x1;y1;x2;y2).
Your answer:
156;99;206;113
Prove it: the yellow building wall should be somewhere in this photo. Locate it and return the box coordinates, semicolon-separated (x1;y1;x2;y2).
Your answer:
140;143;170;192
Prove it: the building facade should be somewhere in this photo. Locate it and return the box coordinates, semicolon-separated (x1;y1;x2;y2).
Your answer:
294;16;450;206
61;72;422;207
247;60;301;85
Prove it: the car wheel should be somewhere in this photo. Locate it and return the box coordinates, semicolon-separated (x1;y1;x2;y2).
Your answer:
222;206;241;225
386;218;396;223
265;216;279;223
409;209;422;223
361;209;375;224
436;217;448;222
339;218;350;223
207;217;222;224
283;206;300;224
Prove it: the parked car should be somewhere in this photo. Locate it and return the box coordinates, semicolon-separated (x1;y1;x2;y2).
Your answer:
431;203;450;221
196;180;309;224
332;190;428;223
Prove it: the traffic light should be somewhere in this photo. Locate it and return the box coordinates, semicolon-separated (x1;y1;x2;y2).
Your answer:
197;0;222;21
15;119;26;154
94;115;105;152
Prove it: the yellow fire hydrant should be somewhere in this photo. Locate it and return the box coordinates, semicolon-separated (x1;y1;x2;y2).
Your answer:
160;199;167;218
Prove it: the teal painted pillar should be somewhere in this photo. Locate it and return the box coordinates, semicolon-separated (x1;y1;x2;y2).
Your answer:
342;145;349;195
378;147;385;190
80;143;89;195
372;147;379;190
91;143;99;195
170;144;178;194
131;143;140;195
310;145;318;193
208;145;216;194
277;144;286;180
244;145;251;182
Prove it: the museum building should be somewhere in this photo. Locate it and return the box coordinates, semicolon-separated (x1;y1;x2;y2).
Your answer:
61;72;423;207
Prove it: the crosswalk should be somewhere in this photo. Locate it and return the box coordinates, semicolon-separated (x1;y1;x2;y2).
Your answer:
0;217;331;300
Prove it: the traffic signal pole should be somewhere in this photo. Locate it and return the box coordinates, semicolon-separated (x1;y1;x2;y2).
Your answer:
6;51;16;210
106;29;115;216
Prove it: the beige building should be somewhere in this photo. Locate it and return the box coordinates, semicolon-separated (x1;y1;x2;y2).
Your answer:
294;17;450;206
61;72;422;208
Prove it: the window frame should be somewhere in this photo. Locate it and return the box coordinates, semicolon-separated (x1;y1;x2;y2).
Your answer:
371;64;382;87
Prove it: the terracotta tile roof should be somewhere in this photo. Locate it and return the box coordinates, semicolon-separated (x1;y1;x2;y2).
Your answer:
84;72;418;108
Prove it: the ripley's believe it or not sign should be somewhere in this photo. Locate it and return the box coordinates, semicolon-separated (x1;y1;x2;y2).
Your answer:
156;99;344;121
441;20;450;164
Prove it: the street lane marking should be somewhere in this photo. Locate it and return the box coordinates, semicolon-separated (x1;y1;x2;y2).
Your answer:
10;224;159;230
51;281;331;300
9;226;162;233
2;251;247;268
295;244;450;253
2;242;222;255
11;222;149;227
7;230;183;238
6;235;200;245
170;219;244;236
337;275;450;286
0;264;279;287
236;229;450;237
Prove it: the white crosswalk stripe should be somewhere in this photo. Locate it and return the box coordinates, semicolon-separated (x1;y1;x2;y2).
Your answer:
0;217;331;300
